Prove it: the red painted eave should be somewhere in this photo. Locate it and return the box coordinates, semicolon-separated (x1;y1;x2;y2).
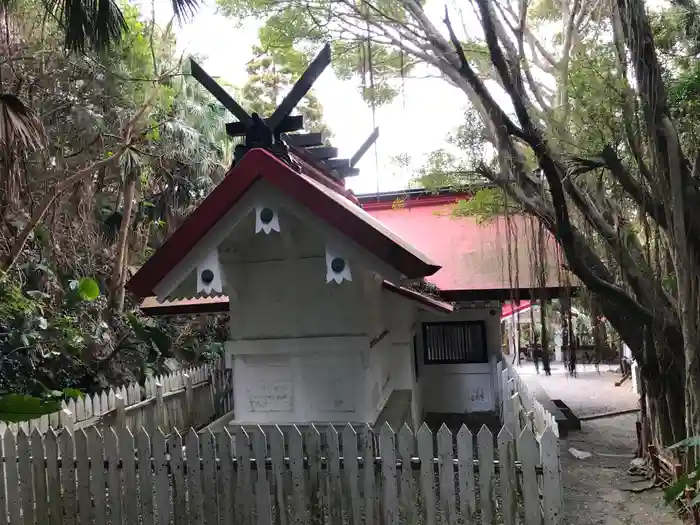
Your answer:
361;193;471;211
127;149;440;298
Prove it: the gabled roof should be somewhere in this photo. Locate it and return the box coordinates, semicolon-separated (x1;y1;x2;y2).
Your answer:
127;148;440;298
362;193;569;296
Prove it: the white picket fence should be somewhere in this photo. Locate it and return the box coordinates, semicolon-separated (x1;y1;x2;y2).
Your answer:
497;358;559;438
0;420;562;525
0;364;224;436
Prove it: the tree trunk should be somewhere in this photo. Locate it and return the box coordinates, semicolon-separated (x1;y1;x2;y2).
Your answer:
110;168;137;314
540;297;551;375
590;298;606;366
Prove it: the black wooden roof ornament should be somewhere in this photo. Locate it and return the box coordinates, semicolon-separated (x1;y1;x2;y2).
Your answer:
190;43;379;181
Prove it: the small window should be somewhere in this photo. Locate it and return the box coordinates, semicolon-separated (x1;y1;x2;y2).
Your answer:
423;321;488;364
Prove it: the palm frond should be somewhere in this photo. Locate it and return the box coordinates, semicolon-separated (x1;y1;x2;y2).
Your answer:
171;0;198;22
42;0;127;52
0;94;47;152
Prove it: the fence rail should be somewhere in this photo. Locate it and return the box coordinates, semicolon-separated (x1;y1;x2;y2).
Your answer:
0;421;563;525
0;363;231;437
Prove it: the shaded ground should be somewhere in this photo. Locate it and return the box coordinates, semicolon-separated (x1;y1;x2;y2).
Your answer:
518;363;683;525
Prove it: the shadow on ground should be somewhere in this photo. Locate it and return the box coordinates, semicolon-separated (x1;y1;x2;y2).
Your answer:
518;364;683;525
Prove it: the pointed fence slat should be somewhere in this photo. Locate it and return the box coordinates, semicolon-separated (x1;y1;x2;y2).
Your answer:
417;424;436;525
541;428;563;525
498;428;517;525
75;431;91;525
268;427;287;525
361;425;376;525
137;429;154;525
4;431;20;525
437;424;456;524
31;430;48;525
59;431;77;525
120;429;138;525
202;431;220;525
186;430;204;525
169;432;187;525
380;424;398;525
288;426;306;525
519;427;541;525
235;427;254;525
105;429;122;525
45;431;62;525
457;425;476;522
18;431;34;525
341;424;360;525
218;429;236;525
305;425;322;514
252;429;272;525
326;426;343;525
397;424;417;524
477;426;494;525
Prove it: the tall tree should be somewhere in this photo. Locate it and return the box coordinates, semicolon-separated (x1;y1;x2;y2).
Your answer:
216;0;700;452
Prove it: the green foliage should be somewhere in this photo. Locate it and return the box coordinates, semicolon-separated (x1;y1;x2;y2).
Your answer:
664;436;700;505
0;394;63;422
217;0;415;107
75;277;100;301
566;43;629;154
452;188;521;223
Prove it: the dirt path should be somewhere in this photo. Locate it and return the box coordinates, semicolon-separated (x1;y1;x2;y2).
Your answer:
517;363;683;525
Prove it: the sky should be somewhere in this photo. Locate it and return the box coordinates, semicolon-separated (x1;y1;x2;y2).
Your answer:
147;0;468;194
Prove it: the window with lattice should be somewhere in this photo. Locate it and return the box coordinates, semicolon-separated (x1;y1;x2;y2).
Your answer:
422;321;488;364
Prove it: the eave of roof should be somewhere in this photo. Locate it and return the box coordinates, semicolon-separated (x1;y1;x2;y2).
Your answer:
139;280;453;316
127;148;440;299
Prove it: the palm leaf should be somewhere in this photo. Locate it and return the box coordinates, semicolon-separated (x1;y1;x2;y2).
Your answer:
0;94;47;151
170;0;198;22
41;0;127;51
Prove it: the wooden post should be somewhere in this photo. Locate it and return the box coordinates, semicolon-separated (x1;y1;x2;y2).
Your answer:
209;367;217;419
528;411;536;434
155;382;164;432
184;374;194;429
115;394;126;430
59;407;75;433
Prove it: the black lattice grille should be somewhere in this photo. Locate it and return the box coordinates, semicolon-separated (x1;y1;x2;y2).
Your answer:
423;321;488;364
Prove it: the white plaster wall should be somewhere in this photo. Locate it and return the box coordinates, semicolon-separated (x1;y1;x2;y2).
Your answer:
224;245;418;425
416;305;501;414
228;337;369;424
228;257;369;340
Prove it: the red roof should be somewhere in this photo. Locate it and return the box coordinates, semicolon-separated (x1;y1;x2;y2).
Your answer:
501;300;532;320
127;149;440;298
363;195;566;293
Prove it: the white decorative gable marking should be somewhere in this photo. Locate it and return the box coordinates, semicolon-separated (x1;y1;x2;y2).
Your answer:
325;246;352;283
197;249;224;295
255;205;280;234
